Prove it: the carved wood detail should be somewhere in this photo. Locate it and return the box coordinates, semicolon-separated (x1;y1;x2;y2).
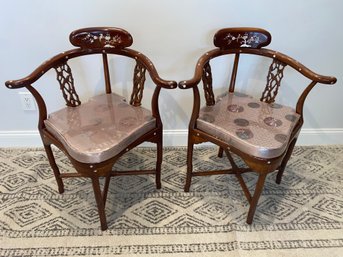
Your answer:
260;59;286;103
202;62;215;106
54;62;81;107
214;28;271;49
70;27;133;49
130;61;146;106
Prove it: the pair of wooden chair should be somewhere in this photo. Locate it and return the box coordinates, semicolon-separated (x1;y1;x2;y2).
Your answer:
5;27;336;230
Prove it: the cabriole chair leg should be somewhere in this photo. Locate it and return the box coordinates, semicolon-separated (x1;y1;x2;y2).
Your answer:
44;144;64;194
276;139;297;184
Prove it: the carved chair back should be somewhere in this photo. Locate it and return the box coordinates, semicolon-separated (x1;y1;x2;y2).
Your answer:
5;27;177;231
178;27;336;225
187;27;336;130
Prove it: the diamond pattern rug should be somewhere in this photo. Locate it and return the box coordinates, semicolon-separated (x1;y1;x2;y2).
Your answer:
0;146;342;256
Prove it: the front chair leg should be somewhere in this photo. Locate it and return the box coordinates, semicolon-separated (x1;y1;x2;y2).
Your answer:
184;137;194;192
91;177;108;231
246;173;267;224
44;144;64;193
276;139;297;184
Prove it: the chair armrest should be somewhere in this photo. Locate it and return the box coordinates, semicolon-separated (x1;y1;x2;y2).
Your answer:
4;49;82;89
178;49;221;89
124;49;177;90
178;48;337;90
246;48;337;85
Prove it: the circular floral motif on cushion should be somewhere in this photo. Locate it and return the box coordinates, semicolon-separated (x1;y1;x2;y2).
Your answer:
248;102;261;108
285;114;298;122
227;104;244;113
270;103;283;109
201;114;215;123
234;118;249;127
236;128;254;140
264;117;283;127
275;134;288;143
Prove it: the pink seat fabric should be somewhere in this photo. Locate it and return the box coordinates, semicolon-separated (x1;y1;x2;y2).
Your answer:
44;93;156;163
197;92;300;159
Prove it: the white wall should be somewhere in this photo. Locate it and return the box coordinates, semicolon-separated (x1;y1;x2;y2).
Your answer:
1;0;342;146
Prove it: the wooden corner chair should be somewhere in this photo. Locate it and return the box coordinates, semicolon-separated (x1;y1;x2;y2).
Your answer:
5;27;177;230
179;27;336;224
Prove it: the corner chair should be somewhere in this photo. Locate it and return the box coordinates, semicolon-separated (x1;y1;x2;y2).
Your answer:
5;27;177;230
178;27;337;224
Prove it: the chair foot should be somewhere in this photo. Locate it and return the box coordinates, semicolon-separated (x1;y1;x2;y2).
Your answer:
246;173;267;224
275;169;284;184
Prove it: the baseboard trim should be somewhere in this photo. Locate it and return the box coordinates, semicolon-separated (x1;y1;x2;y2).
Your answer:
0;131;42;147
1;129;343;147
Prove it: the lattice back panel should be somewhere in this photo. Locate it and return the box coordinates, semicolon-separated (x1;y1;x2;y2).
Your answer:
54;62;81;107
130;61;146;106
260;59;286;103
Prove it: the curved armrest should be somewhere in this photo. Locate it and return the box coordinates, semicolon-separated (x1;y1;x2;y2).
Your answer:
123;49;177;89
257;49;337;85
178;48;337;90
178;51;213;90
178;49;224;89
5;48;177;90
5;49;84;89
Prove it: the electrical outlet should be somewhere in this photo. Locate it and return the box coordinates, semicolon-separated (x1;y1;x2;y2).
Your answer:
19;92;36;111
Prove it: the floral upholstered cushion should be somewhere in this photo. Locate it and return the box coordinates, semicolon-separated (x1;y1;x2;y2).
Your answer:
44;93;156;163
197;92;300;159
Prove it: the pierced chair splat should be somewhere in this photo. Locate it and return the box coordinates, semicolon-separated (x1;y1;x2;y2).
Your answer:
5;27;177;230
179;27;336;224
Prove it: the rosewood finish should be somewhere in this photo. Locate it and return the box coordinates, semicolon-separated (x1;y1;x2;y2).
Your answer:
54;61;81;107
5;27;177;230
179;27;336;224
260;58;286;103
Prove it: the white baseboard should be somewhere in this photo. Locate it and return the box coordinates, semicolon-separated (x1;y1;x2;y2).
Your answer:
0;131;42;147
1;129;343;147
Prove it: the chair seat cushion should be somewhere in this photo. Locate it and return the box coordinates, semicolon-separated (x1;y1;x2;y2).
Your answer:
44;93;156;163
197;92;300;159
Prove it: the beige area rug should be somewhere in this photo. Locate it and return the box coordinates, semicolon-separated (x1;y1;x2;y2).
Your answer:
0;146;342;256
